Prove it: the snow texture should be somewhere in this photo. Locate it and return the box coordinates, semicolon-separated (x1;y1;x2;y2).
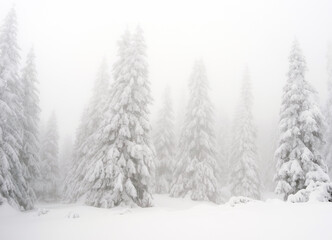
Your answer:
288;181;332;202
1;195;332;240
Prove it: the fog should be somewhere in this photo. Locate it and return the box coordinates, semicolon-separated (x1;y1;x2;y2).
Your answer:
2;0;332;182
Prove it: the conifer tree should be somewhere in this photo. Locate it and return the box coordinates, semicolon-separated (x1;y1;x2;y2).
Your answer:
38;113;59;201
175;87;187;144
170;60;220;203
275;40;329;200
229;70;261;199
85;27;155;208
63;59;110;202
0;8;33;210
21;48;41;201
59;135;73;186
153;86;175;193
215;110;230;186
324;43;332;178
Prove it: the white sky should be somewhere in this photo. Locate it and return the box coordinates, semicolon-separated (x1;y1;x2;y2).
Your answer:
1;0;332;162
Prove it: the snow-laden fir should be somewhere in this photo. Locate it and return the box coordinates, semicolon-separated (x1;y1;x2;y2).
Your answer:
153;86;176;193
215;109;231;186
324;43;332;179
83;27;155;208
170;60;220;203
229;69;261;199
38;113;59;201
58;135;73;191
21;48;41;202
63;59;110;202
0;8;34;210
274;40;330;200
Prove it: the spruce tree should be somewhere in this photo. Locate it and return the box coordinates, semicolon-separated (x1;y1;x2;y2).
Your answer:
63;59;110;202
0;8;33;210
38;113;59;201
58;135;73;188
275;40;329;200
85;27;155;208
215;110;230;186
153;86;175;193
324;43;332;178
229;69;261;199
21;48;41;202
170;60;220;203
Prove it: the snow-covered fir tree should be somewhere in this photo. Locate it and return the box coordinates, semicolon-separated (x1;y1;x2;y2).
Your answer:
21;48;41;201
38;113;59;201
275;40;329;200
153;86;176;193
0;8;34;210
324;43;332;178
63;59;110;202
215;109;231;186
62;108;89;202
260;126;278;192
170;60;220;203
58;135;73;186
175;86;187;144
229;69;261;199
84;27;155;208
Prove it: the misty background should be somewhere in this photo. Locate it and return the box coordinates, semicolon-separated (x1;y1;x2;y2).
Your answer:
2;0;332;189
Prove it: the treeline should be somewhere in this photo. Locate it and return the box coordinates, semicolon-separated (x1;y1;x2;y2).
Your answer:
0;8;59;210
0;8;331;211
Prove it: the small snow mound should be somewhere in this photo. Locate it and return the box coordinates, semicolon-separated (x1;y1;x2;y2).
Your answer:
227;196;258;207
288;181;332;203
37;208;49;216
67;212;80;218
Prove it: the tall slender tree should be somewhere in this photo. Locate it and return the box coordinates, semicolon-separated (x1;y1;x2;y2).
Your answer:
38;113;59;201
63;59;110;202
215;109;230;186
275;40;329;200
153;86;176;193
229;69;261;199
324;43;332;178
170;60;220;203
21;48;41;202
58;135;73;186
85;27;155;208
0;8;33;210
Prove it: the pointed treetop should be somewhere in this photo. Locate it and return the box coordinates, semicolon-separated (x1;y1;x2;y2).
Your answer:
240;67;253;108
0;6;18;41
190;59;208;87
0;7;20;66
288;39;306;78
25;47;36;66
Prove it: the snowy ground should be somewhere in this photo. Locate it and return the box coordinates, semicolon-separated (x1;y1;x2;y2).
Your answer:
1;194;332;240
